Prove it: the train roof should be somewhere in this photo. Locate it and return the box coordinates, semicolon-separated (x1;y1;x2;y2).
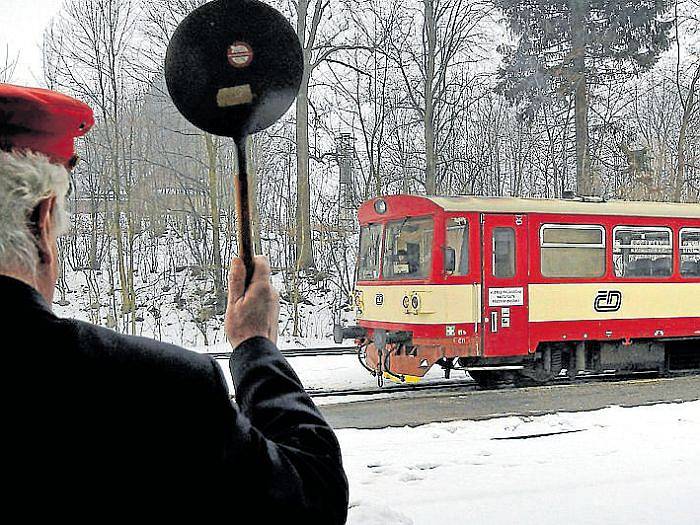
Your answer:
426;196;700;219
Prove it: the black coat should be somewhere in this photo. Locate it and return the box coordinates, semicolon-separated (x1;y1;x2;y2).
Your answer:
1;276;348;522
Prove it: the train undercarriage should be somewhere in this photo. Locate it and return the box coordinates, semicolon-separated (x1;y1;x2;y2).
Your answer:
354;335;700;388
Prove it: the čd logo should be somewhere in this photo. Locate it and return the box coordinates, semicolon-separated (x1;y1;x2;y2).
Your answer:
594;290;623;313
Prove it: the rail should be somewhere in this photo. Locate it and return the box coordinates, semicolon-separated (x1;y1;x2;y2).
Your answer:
207;345;358;360
308;378;476;398
210;346;698;400
305;369;699;399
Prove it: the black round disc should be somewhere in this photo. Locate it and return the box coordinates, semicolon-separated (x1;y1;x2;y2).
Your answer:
165;0;303;138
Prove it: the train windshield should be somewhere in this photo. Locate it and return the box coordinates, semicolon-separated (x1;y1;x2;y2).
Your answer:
358;224;383;280
383;217;434;280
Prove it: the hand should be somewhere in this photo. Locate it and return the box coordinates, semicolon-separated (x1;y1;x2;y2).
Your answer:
225;256;280;350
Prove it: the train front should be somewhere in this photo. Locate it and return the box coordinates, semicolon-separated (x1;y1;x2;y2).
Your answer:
334;195;480;384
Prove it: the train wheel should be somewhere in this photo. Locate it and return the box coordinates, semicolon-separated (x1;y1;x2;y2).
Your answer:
514;346;562;385
515;366;557;386
468;370;513;388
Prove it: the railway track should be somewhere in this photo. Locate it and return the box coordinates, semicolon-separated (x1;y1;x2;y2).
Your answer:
308;378;477;398
307;369;699;399
208;345;357;359
212;345;699;401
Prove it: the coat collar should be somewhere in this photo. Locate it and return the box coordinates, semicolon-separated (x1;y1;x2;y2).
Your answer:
0;275;54;316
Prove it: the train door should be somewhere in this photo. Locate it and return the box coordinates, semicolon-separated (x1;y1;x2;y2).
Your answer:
481;214;530;357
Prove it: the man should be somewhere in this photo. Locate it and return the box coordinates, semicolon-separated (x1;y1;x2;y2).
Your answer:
0;84;348;521
396;249;418;275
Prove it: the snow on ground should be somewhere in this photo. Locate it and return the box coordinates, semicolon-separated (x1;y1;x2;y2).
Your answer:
54;223;354;349
211;353;373;393
338;401;700;525
205;351;454;398
54;260;345;349
51;238;699;525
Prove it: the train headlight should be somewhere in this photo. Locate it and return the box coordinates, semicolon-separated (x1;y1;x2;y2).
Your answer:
354;291;364;306
411;295;420;310
403;293;422;315
354;291;365;315
374;199;387;214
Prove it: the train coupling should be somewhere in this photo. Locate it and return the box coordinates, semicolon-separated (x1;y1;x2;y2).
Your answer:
372;329;412;350
333;325;367;344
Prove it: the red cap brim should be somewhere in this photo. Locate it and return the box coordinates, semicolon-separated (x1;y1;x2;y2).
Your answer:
0;83;94;168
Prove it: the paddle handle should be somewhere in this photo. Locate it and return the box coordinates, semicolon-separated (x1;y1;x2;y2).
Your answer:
234;137;255;290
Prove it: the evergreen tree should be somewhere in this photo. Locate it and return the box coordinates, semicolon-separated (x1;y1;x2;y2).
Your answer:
495;0;673;196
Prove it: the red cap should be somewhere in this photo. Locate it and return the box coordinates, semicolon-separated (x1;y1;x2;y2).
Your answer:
0;83;94;169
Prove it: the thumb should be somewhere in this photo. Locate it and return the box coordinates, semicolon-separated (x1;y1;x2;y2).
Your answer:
228;258;246;308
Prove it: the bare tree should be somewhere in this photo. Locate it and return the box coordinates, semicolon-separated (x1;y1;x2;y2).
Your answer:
0;44;18;83
673;0;700;201
288;0;355;269
389;0;490;195
44;0;142;333
330;0;405;199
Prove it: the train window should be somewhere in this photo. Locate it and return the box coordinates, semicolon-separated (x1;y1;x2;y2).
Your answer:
357;224;383;280
613;227;673;278
540;224;605;278
446;218;469;276
493;228;515;278
383;217;434;280
680;228;700;278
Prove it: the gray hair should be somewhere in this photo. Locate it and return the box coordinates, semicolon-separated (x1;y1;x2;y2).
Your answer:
0;151;70;274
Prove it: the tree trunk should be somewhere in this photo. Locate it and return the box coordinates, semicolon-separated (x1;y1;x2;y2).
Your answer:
574;77;591;195
90;204;99;270
676;114;689;202
248;136;263;255
204;133;225;311
571;1;592;196
424;0;437;195
295;0;315;269
675;65;699;202
111;121;131;332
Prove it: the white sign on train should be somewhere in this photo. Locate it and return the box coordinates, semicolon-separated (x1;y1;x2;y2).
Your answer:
488;287;524;307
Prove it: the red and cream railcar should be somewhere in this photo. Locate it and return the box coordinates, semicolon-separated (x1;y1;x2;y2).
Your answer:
334;195;700;385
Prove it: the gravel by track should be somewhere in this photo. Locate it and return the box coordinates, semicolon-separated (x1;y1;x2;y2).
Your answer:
319;373;700;429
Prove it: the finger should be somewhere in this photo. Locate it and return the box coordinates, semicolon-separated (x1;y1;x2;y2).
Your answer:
228;258;246;307
242;280;272;303
270;295;280;344
267;286;280;343
250;255;272;284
